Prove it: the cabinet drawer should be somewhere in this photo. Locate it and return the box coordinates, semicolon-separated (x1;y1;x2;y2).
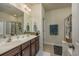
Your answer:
22;46;30;56
1;46;20;56
36;40;39;43
36;37;39;41
36;41;39;49
31;43;36;56
31;38;36;43
22;41;30;50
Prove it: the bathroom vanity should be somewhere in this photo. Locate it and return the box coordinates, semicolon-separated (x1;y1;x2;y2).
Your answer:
0;35;39;56
0;3;40;56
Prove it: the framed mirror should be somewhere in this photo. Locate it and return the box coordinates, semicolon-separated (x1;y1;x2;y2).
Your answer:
64;14;72;43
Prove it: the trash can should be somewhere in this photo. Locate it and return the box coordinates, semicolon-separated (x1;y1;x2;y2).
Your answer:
54;45;62;55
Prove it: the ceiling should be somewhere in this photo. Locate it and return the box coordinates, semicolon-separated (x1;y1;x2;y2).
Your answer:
25;3;35;7
0;3;72;16
43;3;72;11
0;3;24;17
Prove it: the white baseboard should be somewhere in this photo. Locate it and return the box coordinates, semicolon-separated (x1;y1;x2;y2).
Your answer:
43;51;50;56
44;42;62;46
36;50;43;56
44;42;54;46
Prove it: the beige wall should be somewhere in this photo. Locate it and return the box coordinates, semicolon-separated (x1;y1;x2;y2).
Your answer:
44;7;72;46
17;16;24;22
23;4;43;55
31;4;43;55
23;13;32;32
72;3;79;56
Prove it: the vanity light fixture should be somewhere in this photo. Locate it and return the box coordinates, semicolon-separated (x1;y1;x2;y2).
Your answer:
14;14;17;17
23;4;31;12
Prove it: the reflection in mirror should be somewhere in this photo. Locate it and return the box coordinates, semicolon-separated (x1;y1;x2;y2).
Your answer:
0;21;23;36
0;3;24;39
6;21;11;35
11;22;16;35
0;21;4;38
34;22;37;32
16;22;23;35
26;23;30;32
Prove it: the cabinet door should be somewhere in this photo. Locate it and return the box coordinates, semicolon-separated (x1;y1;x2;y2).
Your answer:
36;40;39;54
31;42;36;56
35;36;39;54
22;41;30;50
22;46;30;56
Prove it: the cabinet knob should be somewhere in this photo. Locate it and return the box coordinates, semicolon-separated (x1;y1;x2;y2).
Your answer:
23;52;25;54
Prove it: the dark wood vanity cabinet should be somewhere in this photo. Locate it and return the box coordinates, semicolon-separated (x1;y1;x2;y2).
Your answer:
35;37;39;54
22;46;30;56
30;38;36;56
21;41;30;56
0;36;39;56
30;36;39;56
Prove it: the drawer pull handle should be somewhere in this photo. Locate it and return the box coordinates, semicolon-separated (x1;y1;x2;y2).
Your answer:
23;52;25;54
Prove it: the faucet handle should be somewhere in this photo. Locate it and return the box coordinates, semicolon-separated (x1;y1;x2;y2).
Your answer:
69;44;75;50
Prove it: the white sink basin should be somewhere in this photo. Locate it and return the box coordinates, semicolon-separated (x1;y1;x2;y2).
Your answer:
0;34;36;46
11;35;29;41
0;42;6;46
0;38;9;46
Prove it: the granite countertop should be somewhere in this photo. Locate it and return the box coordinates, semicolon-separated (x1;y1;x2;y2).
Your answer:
0;35;37;55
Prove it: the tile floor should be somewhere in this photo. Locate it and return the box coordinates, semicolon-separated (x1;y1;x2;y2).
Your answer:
43;44;54;56
43;44;61;56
